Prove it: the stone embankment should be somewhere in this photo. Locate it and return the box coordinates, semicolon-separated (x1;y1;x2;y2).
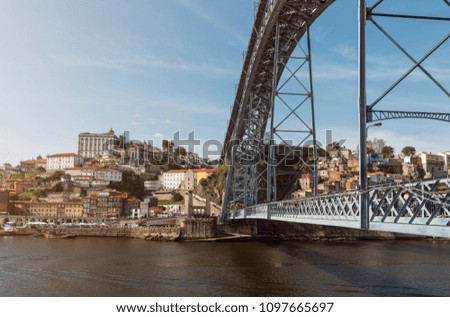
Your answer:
5;226;180;241
1;217;218;241
221;219;426;240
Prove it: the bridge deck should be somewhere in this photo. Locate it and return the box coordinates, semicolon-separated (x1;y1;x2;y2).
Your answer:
228;179;450;238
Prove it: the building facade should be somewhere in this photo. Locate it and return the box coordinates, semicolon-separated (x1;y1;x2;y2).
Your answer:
20;158;47;173
28;202;83;218
180;169;214;190
94;169;122;182
82;189;128;218
78;129;118;159
144;180;161;191
162;170;186;190
438;152;450;175
47;153;83;171
416;152;446;178
0;190;9;213
8;201;83;218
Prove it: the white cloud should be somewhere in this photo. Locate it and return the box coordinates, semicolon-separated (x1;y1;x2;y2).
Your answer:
50;53;237;76
314;63;358;80
332;44;357;61
367;128;450;155
179;0;247;45
314;123;450;155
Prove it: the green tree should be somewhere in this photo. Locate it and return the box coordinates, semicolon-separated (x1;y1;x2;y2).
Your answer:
109;171;145;199
401;146;416;156
52;181;64;192
381;146;395;158
162;140;174;151
175;146;187;156
199;178;208;187
48;170;64;181
35;166;46;174
171;192;184;202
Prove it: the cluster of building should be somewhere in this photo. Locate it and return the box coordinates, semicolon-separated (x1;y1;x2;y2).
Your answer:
0;129;215;222
291;148;450;199
2;127;448;219
1;188;154;219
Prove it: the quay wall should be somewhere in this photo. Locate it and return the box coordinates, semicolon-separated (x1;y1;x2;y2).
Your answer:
1;227;181;241
222;219;423;240
181;217;217;240
1;217;219;241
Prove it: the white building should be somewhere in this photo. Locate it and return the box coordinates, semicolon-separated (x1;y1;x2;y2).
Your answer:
94;169;122;182
437;152;450;175
47;153;83;171
144;180;161;191
415;152;446;178
65;167;122;187
65;167;95;177
162;170;186;190
78;129;118;159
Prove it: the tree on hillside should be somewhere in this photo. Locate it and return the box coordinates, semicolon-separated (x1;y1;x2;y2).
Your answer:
175;146;187;156
52;181;64;192
48;170;64;181
109;171;145;199
171;192;184;202
402;146;416;156
381;146;395;158
162;140;174;151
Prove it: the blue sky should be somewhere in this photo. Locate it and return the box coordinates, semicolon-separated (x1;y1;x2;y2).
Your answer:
0;0;448;165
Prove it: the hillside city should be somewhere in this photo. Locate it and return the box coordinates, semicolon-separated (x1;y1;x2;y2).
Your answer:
0;128;449;227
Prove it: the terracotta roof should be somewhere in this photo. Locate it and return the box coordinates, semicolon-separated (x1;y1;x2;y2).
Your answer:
10;201;82;206
85;189;129;199
192;168;214;173
48;153;80;158
146;149;162;153
66;167;95;171
165;170;187;173
21;160;37;165
20;159;47;165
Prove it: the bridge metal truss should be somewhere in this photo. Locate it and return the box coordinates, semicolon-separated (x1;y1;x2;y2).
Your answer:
358;0;450;228
222;0;449;237
230;179;450;238
364;0;450;124
369;110;450;123
222;0;334;219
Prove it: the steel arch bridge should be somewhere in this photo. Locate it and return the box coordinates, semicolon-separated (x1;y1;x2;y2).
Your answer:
221;0;450;238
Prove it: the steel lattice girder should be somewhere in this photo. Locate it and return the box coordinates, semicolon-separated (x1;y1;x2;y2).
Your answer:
369;110;450;123
222;0;334;216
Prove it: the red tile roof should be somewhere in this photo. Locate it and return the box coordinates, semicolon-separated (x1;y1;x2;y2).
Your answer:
48;153;80;158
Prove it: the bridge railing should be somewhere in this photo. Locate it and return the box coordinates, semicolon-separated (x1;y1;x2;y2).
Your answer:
230;190;362;229
368;178;450;236
229;178;450;237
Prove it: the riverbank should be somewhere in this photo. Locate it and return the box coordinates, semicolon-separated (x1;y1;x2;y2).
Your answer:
0;217;218;241
221;219;445;241
1;226;182;241
2;218;446;241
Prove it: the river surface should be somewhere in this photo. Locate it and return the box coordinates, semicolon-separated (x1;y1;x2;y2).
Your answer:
0;236;449;297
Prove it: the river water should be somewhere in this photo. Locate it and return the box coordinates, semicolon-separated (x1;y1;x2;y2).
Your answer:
0;236;449;297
